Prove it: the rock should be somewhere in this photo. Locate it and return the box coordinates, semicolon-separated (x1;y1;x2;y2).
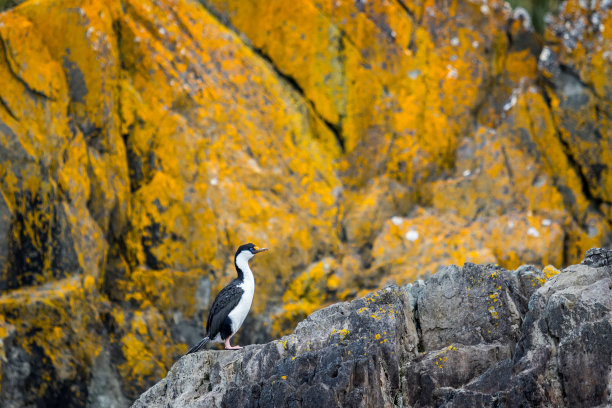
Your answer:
582;247;612;267
0;276;105;407
438;249;612;407
539;0;612;219
132;249;612;407
133;286;418;407
0;0;339;402
0;0;611;404
402;343;512;407
415;263;526;350
203;0;612;273
370;208;564;282
87;349;129;408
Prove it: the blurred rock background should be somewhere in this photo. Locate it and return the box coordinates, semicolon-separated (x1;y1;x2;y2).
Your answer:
0;0;609;406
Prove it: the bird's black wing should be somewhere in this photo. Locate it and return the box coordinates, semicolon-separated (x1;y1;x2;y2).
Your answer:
206;281;244;339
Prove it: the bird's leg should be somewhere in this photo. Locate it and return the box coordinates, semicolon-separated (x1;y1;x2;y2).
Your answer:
223;335;242;350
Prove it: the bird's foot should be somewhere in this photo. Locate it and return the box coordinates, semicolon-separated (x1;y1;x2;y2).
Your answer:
223;337;242;350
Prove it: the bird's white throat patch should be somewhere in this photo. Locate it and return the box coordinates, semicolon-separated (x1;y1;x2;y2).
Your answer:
235;250;254;275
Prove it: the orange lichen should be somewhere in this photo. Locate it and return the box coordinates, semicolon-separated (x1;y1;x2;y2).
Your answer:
272;258;340;336
0;277;104;399
542;265;561;279
0;0;609;403
116;307;182;396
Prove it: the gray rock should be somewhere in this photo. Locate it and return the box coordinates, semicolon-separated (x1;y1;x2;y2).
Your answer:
87;348;129;408
414;263;537;351
582;247;612;268
440;250;612;407
402;343;512;407
133;249;612;407
133;286;417;407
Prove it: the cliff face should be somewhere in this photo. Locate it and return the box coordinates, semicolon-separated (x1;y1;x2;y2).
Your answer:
1;0;340;404
133;248;612;407
0;0;610;405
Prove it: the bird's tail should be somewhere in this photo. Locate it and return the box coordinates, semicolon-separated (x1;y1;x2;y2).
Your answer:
186;337;210;355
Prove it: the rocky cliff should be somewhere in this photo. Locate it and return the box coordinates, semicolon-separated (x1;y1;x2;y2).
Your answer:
133;248;612;407
0;0;610;406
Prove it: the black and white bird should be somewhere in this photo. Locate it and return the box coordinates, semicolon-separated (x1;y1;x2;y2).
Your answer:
186;243;268;353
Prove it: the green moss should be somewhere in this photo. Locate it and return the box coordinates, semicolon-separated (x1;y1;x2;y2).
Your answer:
0;0;24;12
508;0;561;33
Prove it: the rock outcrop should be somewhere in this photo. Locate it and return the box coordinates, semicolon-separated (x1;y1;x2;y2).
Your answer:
133;248;612;407
0;0;610;405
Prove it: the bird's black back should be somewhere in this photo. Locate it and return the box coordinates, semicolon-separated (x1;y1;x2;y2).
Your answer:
206;279;244;340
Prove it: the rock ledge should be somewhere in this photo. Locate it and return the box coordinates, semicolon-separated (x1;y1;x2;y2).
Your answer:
133;249;612;407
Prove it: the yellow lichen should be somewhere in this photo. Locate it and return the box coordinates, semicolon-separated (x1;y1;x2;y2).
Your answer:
543;265;561;279
0;0;609;402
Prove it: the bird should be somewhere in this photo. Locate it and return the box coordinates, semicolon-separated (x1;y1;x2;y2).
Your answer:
186;243;268;354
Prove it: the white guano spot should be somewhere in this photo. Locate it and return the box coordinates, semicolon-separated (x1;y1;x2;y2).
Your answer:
405;229;419;242
391;216;403;226
541;219;552;227
446;65;458;79
462;169;472;177
408;69;421;79
527;227;540;238
210;178;218;186
503;94;517;112
450;37;460;46
539;47;552;63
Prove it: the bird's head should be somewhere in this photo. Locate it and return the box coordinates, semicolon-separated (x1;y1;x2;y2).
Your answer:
235;243;268;263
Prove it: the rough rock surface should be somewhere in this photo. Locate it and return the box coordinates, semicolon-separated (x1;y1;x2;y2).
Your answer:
0;0;611;405
133;248;612;407
135;286;417;407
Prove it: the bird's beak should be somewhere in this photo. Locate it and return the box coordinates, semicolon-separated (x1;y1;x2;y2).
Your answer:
254;247;268;254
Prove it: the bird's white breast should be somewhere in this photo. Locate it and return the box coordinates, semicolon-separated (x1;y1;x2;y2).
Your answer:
228;254;255;333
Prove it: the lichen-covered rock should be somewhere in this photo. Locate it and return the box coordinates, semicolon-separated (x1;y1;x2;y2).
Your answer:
370;208;564;283
203;0;611;275
415;263;531;350
447;249;612;407
132;249;611;407
0;0;611;405
402;343;512;407
133;286;417;407
0;276;105;407
1;0;339;403
538;0;612;227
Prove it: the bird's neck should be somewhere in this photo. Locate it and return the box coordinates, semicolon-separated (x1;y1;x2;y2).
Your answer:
235;255;254;286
